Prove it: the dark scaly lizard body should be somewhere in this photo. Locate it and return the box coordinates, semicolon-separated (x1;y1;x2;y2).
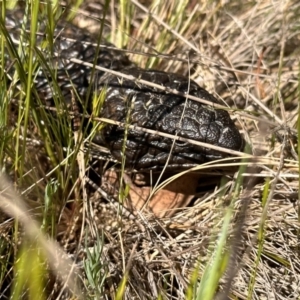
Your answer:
3;8;134;106
96;68;244;171
2;8;244;172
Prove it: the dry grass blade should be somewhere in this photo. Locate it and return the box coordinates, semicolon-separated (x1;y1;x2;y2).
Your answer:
0;173;83;298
